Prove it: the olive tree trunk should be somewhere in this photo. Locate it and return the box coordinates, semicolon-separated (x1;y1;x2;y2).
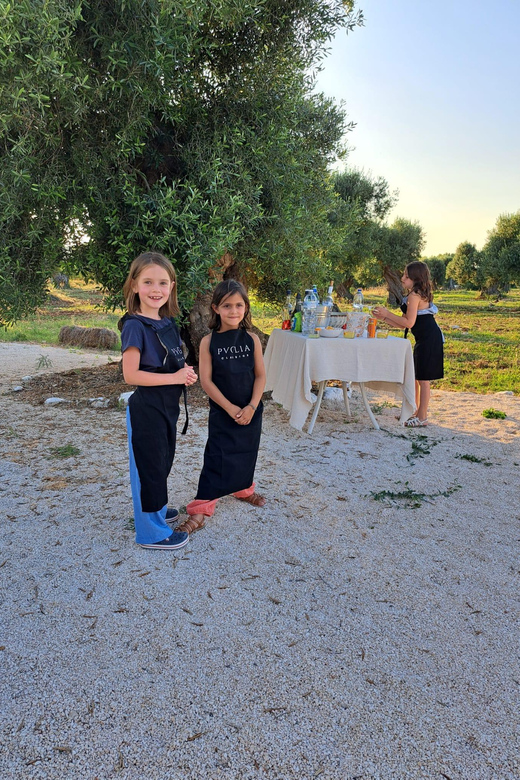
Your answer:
181;252;268;365
383;265;403;307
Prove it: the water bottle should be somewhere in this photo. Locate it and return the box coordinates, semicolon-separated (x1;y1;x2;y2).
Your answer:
301;288;318;336
353;288;364;311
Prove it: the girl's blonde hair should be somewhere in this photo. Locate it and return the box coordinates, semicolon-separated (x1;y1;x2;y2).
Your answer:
405;261;433;304
123;251;180;318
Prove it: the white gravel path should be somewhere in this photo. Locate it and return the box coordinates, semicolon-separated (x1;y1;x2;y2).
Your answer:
0;344;519;779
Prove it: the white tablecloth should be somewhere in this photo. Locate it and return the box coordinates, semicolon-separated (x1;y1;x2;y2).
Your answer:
264;330;416;430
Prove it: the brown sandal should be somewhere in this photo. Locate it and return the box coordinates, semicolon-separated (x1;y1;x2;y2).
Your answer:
175;514;206;534
237;492;266;507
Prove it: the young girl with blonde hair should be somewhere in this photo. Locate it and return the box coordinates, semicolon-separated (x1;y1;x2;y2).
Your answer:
119;251;198;549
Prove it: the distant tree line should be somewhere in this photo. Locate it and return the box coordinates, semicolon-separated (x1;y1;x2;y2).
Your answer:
422;210;520;297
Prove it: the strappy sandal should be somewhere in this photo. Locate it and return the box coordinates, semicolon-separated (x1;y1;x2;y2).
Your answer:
175;514;206;534
237;492;266;507
404;416;428;428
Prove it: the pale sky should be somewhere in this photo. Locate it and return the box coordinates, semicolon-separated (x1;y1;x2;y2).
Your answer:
314;0;520;256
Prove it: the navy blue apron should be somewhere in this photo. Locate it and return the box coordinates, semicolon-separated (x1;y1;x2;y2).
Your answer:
126;316;188;513
195;329;263;501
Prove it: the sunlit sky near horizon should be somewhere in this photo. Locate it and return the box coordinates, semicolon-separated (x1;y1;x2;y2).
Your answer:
314;0;520;256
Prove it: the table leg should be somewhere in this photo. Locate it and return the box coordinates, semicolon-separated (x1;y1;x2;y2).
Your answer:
341;382;351;416
307;380;326;434
358;383;380;430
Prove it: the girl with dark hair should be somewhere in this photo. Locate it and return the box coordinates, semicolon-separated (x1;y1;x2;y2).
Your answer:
176;279;266;534
119;251;198;549
373;261;444;427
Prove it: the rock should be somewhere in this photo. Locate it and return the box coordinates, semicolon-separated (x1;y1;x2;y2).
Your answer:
89;397;110;408
118;391;134;406
59;325;118;350
450;325;462;330
495;390;514;396
321;386;352;410
12;386;24;392
21;376;33;382
44;397;68;405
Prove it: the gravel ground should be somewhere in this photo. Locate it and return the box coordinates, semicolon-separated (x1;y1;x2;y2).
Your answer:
0;344;519;780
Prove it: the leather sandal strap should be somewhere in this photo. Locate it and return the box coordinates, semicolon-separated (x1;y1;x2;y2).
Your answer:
238;492;266;507
176;515;206;534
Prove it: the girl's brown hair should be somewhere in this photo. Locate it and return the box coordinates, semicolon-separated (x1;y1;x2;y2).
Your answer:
405;261;433;304
123;251;180;318
208;279;252;331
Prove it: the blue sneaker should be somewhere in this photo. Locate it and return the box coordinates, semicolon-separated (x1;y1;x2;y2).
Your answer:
165;507;179;523
138;531;189;550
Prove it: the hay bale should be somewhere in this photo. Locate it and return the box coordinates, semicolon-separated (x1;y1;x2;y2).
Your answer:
59;325;118;350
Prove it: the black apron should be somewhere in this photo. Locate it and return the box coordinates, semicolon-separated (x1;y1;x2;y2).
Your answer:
126;316;187;513
401;303;444;381
195;329;263;501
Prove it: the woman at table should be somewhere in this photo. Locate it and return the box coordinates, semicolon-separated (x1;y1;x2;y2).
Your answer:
373;261;443;427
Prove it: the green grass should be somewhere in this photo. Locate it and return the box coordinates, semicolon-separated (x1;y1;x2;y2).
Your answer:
482;408;507;419
252;287;520;396
0;279;122;349
433;288;520;394
48;444;82;459
2;281;519;395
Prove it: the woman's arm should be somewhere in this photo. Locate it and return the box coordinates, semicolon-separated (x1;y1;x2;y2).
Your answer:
373;293;421;330
122;347;197;387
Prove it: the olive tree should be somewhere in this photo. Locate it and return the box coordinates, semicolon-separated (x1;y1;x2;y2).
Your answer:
374;218;425;304
0;0;363;336
481;211;520;293
327;168;397;299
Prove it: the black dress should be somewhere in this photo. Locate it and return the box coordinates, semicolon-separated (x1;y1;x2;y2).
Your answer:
195;329;263;501
401;302;444;381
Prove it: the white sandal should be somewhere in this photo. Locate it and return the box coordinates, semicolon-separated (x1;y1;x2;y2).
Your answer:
404;416;428;427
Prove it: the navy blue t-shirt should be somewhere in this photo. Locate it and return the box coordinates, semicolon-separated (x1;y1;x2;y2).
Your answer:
120;314;182;372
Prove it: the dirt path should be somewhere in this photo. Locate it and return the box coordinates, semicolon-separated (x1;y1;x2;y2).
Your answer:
1;340;520;778
0;341;118;390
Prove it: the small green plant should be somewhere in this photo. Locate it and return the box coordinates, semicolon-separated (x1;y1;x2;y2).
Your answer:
482;408;506;419
406;434;439;463
456;453;492;466
124;517;135;531
369;481;460;508
48;444;81;459
36;355;53;370
371;400;396;415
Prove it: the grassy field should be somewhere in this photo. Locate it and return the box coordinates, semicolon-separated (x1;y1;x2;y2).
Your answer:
0;280;123;351
1;280;518;395
251;287;520;395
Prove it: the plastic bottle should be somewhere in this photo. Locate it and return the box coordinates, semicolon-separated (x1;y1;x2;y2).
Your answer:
353;288;364;311
302;288;319;336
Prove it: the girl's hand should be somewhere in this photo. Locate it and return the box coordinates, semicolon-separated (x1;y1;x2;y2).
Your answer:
175;366;198;386
235;405;254;425
227;404;242;421
373;306;389;321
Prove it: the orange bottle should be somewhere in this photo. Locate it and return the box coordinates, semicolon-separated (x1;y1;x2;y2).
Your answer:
367;317;377;338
